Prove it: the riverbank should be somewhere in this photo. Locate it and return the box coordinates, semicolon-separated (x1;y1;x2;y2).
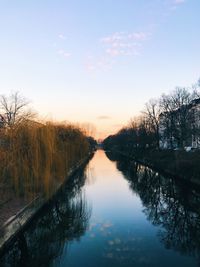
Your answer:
0;152;94;254
105;149;200;186
138;149;200;184
0;191;29;226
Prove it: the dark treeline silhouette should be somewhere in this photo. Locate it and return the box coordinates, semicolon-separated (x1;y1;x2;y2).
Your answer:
103;80;200;182
103;79;200;152
105;151;200;264
87;136;98;151
0;164;91;267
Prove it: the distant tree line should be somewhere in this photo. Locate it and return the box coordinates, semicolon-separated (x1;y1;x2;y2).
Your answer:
103;79;200;153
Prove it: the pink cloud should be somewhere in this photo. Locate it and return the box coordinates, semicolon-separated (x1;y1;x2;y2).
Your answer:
100;31;148;58
86;31;150;72
174;0;185;4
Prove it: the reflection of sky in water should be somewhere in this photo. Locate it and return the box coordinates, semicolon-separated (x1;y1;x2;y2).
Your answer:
52;150;197;267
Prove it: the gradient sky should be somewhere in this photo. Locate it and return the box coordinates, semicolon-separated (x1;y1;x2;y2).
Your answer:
0;0;199;139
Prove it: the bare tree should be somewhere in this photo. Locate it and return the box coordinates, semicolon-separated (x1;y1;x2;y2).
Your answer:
0;92;35;127
160;87;193;148
191;78;200;99
143;99;161;149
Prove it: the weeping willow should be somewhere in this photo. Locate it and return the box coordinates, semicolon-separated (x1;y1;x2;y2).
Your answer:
0;121;90;198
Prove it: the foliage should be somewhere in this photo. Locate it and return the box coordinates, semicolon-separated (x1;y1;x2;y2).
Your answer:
0;121;90;197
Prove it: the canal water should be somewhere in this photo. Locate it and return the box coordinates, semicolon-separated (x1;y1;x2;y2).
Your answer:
1;149;200;267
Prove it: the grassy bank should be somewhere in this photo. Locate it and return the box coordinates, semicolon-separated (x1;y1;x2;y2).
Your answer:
0;121;91;198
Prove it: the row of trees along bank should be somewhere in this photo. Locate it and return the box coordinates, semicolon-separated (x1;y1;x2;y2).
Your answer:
0;92;97;198
103;79;200;183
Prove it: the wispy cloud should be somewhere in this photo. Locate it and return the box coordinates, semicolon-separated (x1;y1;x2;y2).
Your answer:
57;49;71;58
174;0;185;5
85;0;185;73
101;32;148;44
97;116;111;120
170;0;186;10
100;31;150;57
85;31;150;72
58;34;66;40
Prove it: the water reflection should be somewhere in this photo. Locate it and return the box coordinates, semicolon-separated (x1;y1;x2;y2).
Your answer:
1;150;200;267
0;168;91;267
105;151;200;264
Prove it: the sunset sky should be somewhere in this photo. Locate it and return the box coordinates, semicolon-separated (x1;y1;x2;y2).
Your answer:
0;0;199;139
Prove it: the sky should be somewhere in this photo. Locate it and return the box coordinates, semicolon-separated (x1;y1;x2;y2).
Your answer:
0;0;199;139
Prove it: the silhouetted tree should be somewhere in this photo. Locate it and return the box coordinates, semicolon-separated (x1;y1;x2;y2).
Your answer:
143;99;160;149
0;92;35;128
160;87;194;148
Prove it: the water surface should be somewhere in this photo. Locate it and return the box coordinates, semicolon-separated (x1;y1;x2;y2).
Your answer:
1;150;200;267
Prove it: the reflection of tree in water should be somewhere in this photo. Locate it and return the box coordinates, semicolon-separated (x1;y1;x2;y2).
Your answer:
0;169;91;267
106;151;200;264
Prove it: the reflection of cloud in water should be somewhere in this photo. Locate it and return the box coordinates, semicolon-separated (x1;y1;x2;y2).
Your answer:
90;219;113;231
88;215;156;264
102;234;153;264
98;222;113;237
103;222;113;228
108;238;121;246
88;220;114;238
